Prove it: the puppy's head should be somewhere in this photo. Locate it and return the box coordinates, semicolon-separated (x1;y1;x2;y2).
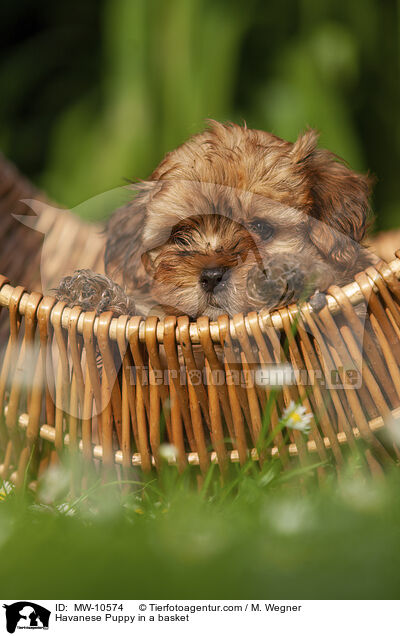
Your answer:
106;121;372;318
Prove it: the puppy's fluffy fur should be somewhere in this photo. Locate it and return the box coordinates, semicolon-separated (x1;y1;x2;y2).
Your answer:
57;120;372;319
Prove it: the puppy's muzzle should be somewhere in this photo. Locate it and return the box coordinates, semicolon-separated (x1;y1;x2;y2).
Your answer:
200;266;230;293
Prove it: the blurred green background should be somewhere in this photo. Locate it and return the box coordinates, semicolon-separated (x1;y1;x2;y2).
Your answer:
0;0;399;229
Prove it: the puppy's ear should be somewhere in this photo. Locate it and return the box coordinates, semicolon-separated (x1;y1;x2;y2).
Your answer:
141;249;158;276
105;182;159;287
291;130;372;266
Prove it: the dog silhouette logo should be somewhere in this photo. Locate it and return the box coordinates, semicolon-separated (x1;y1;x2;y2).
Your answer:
2;602;50;633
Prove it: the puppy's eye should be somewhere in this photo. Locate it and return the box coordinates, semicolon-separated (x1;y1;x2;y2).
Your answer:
173;234;186;245
248;219;274;241
171;231;191;248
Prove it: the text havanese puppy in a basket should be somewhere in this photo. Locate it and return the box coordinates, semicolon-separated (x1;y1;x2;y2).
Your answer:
56;120;372;319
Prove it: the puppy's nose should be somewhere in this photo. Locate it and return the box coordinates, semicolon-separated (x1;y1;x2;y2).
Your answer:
200;267;228;292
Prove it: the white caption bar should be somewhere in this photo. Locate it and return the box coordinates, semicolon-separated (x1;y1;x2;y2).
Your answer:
1;599;397;635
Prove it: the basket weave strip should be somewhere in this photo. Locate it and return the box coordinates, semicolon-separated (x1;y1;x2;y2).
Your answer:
1;254;400;345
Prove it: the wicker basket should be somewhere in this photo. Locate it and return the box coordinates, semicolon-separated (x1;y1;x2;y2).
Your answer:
1;153;400;488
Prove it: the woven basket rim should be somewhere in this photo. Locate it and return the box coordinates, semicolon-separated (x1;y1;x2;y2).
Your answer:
1;254;400;344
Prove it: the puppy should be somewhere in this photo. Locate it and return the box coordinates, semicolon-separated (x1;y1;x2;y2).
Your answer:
56;120;372;319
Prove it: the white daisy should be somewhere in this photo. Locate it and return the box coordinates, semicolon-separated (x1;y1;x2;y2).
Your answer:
282;400;313;434
0;480;14;500
37;465;70;504
159;443;179;462
56;503;76;517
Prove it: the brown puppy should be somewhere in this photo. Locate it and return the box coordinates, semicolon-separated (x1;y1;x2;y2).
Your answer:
56;120;372;319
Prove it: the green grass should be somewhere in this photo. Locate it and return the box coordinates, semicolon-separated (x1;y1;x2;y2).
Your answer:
1;454;400;600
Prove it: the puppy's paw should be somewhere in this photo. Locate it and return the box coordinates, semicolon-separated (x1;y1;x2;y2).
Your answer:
247;254;315;310
308;290;327;313
55;269;136;316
